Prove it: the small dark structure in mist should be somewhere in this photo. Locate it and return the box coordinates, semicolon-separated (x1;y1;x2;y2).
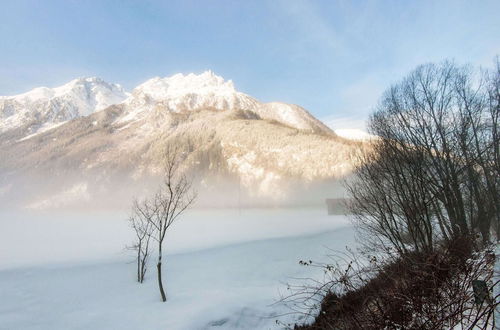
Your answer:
325;198;348;215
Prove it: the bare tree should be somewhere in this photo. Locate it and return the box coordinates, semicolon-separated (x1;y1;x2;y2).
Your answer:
485;57;500;237
128;197;155;283
127;146;196;300
280;59;499;330
347;59;500;253
149;146;196;302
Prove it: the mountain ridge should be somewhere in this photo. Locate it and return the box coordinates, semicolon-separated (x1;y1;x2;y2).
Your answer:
1;71;332;138
0;77;129;137
0;72;366;209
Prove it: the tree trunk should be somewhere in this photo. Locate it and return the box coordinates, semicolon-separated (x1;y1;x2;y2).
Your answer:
157;261;166;302
140;256;146;283
137;247;141;283
157;240;167;302
478;216;491;247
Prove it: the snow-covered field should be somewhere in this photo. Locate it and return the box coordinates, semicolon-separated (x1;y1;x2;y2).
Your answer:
0;208;355;329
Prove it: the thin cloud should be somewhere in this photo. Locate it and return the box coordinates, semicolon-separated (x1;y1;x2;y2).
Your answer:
275;0;350;62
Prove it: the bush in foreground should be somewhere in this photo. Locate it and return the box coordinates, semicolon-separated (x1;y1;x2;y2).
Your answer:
287;236;498;329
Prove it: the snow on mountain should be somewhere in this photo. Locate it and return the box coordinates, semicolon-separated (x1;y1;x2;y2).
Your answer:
121;71;258;122
121;71;331;134
0;71;332;138
0;77;128;135
255;102;331;132
0;71;364;208
130;71;240;102
334;129;376;141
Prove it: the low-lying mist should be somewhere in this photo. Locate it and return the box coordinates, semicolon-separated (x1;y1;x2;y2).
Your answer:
0;170;349;212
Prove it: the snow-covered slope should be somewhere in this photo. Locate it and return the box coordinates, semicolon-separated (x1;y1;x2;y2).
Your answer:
120;71;331;133
0;72;331;138
0;106;361;208
0;77;128;135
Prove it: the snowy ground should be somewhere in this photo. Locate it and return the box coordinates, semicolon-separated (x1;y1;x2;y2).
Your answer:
0;208;355;329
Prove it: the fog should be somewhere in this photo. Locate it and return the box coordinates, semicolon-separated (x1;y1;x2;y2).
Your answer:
0;169;349;211
0;207;351;270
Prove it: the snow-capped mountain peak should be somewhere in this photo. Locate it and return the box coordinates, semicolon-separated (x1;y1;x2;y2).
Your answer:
6;77;124;103
121;71;332;134
132;71;236;99
1;71;333;139
0;77;129;134
121;71;259;121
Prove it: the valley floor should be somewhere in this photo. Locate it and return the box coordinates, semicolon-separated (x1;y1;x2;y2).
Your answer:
0;208;355;330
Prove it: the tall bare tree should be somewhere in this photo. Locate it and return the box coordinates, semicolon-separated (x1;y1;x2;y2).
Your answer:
149;146;196;302
347;59;500;253
127;146;196;300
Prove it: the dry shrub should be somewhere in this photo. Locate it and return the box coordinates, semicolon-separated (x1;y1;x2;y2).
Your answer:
284;236;498;329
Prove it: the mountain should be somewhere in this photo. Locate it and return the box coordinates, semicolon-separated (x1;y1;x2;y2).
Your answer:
0;77;128;139
119;71;331;133
0;72;365;209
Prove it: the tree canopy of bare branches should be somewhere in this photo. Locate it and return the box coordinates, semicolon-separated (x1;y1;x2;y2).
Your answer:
347;59;500;253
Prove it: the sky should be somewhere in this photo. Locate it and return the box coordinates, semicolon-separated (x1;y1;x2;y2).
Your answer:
1;0;499;130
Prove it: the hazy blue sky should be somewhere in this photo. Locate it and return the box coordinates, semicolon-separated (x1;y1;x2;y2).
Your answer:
1;0;499;128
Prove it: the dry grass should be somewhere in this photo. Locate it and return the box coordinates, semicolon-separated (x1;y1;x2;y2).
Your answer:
286;236;498;329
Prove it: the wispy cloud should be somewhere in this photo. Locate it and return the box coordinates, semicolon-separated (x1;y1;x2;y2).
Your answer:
321;73;386;130
275;1;350;63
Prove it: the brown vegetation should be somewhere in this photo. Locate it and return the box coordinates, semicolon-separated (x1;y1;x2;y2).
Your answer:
293;237;497;329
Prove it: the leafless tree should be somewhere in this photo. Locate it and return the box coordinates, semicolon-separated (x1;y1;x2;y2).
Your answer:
149;146;197;302
279;59;499;330
128;197;155;283
127;146;196;301
347;59;500;253
485;57;500;236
